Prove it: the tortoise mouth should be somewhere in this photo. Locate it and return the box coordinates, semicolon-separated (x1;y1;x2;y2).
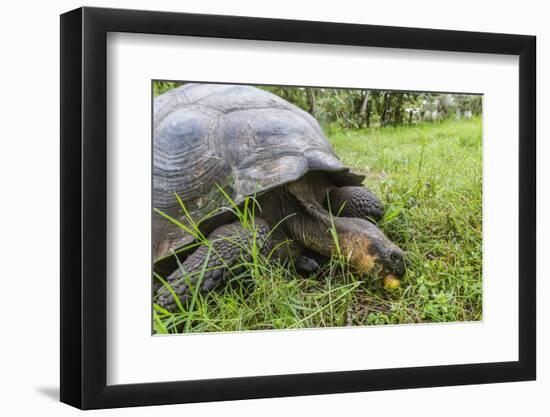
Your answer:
349;245;406;279
382;265;405;279
379;252;406;279
342;234;406;279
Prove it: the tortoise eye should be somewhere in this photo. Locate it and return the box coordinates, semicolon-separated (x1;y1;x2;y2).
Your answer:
390;251;402;264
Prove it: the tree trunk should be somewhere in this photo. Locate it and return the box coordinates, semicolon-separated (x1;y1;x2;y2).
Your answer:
380;92;390;127
393;94;404;125
360;91;370;128
306;88;316;117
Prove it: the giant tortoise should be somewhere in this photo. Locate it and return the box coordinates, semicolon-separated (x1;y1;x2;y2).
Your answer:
153;83;405;310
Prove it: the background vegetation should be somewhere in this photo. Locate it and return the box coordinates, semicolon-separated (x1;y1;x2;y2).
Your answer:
154;81;482;128
153;81;483;333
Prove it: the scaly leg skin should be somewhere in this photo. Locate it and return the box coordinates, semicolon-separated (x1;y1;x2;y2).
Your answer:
325;186;385;222
156;218;270;312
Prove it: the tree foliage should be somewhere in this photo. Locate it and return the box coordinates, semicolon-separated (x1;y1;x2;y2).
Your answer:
260;86;482;129
153;81;482;128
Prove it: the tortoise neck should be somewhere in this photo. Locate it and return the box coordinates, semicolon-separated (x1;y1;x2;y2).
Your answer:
282;178;338;256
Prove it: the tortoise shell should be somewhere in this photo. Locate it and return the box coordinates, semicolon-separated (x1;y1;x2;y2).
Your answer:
153;83;364;263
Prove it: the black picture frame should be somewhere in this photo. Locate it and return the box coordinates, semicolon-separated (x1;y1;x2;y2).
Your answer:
60;6;536;410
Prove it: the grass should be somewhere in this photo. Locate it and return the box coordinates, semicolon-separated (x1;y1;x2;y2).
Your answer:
153;117;482;334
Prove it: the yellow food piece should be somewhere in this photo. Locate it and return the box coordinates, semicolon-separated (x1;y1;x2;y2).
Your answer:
383;275;401;290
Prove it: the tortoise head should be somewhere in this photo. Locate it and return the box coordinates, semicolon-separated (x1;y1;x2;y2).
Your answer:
284;176;405;279
337;217;406;279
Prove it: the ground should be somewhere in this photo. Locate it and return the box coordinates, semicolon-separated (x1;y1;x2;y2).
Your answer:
153;117;482;334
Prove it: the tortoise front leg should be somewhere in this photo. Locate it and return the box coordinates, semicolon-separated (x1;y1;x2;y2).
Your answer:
325;186;385;222
295;250;329;275
156;218;270;312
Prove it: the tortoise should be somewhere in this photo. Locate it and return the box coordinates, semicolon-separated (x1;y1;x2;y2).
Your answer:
153;83;405;311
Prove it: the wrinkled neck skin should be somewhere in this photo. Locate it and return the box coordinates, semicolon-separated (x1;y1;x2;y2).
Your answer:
282;182;338;256
257;174;396;276
255;176;333;257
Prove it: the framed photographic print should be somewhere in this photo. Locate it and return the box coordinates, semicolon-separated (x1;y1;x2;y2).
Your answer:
60;6;536;410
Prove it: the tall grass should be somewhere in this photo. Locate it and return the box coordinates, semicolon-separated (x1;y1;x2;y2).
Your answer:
153;117;482;333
